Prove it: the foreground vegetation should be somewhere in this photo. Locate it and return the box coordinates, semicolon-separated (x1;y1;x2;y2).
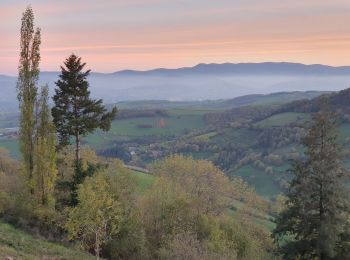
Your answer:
0;144;274;259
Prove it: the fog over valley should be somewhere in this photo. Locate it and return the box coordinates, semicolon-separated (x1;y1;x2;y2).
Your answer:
1;62;350;111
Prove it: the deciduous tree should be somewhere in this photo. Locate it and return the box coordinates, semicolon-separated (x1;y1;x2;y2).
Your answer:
152;155;233;215
17;6;41;193
33;85;57;207
65;161;137;259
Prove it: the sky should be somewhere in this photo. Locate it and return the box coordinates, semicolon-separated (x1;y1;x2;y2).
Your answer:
1;0;350;75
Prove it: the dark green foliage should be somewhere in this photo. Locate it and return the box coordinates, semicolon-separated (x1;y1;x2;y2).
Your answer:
52;54;117;162
104;216;147;260
273;110;350;259
97;145;132;163
70;160;107;206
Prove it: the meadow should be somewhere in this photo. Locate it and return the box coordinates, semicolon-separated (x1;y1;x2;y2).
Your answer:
254;112;310;127
85;109;206;149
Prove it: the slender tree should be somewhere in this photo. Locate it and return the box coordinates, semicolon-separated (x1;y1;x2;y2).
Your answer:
33;85;58;207
273;110;350;259
52;54;117;164
17;6;41;193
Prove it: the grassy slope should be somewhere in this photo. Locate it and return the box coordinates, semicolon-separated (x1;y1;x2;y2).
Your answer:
131;170;155;194
85;109;206;149
232;165;282;198
0;109;206;158
254;112;310;127
0;222;94;260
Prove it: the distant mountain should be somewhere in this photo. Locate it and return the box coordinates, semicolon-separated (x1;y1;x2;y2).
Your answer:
114;62;350;76
0;62;349;111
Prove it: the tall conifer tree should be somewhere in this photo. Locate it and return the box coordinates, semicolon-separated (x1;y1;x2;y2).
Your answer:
17;6;41;193
273;110;350;259
52;54;117;163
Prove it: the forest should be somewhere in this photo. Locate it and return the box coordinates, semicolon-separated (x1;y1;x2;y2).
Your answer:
1;6;350;260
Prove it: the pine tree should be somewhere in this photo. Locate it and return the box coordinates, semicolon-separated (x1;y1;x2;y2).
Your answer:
17;6;41;193
273;110;350;259
33;85;58;207
52;54;117;205
52;54;117;164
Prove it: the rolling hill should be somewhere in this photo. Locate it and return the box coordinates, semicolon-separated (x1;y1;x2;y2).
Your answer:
0;87;349;198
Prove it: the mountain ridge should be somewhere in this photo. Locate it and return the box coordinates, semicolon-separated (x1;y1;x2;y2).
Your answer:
113;62;350;76
2;62;350;77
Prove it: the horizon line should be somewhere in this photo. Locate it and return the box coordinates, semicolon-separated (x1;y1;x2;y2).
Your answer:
2;61;350;77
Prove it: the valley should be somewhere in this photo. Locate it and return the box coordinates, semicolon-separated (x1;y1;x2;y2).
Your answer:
2;89;345;199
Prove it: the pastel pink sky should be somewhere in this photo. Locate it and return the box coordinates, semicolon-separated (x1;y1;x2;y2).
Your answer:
1;0;350;75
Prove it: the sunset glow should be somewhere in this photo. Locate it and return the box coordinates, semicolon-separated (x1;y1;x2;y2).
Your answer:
1;0;350;75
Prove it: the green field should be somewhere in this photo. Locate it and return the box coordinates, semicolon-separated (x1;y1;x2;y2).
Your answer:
230;165;282;197
85;109;206;149
0;222;94;259
254;112;310;128
131;170;155;193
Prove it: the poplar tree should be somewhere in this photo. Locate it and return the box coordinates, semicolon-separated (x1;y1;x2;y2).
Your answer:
17;6;41;193
33;86;58;207
52;54;117;164
273;110;350;259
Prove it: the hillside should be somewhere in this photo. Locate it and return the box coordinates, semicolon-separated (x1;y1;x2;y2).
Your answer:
0;165;274;259
178;88;350;196
0;89;349;198
106;88;350;197
0;90;325;160
0;222;94;259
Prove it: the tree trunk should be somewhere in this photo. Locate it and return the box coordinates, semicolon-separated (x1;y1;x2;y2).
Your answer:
75;131;80;164
95;232;100;260
41;172;46;205
29;131;34;194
